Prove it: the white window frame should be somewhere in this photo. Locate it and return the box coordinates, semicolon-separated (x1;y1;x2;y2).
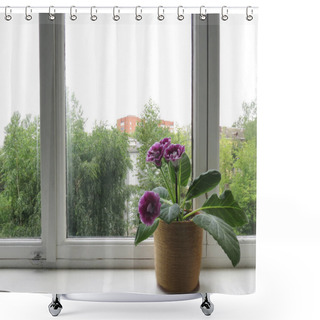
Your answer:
192;14;255;269
0;14;45;266
0;13;256;269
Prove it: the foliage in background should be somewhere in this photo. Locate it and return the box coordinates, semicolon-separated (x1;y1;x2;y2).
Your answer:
134;100;171;193
66;93;132;237
0;94;133;238
219;101;257;235
0;97;256;238
134;99;192;190
0;113;41;237
129;100;192;235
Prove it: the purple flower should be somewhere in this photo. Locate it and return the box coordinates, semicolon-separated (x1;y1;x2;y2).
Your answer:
146;142;165;167
159;137;171;149
164;143;185;164
139;191;161;226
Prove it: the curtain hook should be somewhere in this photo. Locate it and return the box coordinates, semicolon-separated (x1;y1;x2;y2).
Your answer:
246;6;254;21
158;6;165;21
25;6;32;21
70;6;77;21
90;6;98;21
135;6;142;21
177;6;184;21
49;6;55;21
5;6;12;21
221;6;228;21
200;6;207;21
113;6;120;21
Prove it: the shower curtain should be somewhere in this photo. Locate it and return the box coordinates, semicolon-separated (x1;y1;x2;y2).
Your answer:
0;6;257;298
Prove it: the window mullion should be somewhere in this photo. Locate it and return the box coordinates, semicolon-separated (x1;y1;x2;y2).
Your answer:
192;14;220;255
207;14;220;173
54;15;67;251
192;14;220;186
192;15;209;254
39;14;66;264
192;15;209;200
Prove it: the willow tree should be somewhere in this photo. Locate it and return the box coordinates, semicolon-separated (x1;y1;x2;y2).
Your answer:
66;94;132;237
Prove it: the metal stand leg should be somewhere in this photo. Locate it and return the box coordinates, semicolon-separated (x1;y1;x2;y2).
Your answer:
48;294;63;317
200;293;214;316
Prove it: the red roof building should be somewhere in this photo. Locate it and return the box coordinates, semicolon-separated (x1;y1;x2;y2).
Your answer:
117;116;174;134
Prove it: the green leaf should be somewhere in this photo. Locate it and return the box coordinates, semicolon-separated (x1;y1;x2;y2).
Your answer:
168;153;191;188
153;187;170;201
180;153;191;187
186;170;221;201
184;200;192;211
160;203;181;224
201;190;248;227
168;161;177;186
193;213;240;267
134;219;160;246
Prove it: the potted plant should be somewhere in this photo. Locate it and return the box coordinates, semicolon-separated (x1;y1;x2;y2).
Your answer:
134;137;248;293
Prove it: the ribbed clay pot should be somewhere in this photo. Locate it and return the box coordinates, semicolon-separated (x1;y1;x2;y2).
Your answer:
154;219;203;293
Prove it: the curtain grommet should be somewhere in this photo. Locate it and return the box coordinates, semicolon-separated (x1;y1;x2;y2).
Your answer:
5;6;12;21
70;6;77;21
246;6;254;21
135;6;142;21
113;6;120;21
90;6;98;21
48;6;55;21
221;6;228;21
200;6;207;21
177;6;184;21
25;6;32;21
158;6;165;21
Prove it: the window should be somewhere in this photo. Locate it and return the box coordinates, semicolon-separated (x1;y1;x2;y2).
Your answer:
0;15;45;264
0;12;256;268
64;13;192;241
0;17;41;239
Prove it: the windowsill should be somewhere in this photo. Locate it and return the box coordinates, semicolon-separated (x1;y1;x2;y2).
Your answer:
0;268;255;295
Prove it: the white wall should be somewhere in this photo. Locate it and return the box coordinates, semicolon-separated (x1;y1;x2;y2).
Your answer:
2;0;320;319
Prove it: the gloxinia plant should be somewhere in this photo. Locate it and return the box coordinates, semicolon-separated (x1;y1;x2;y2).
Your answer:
134;137;248;267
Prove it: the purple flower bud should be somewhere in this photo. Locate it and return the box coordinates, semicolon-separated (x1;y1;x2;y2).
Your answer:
164;143;185;164
138;191;161;226
146;142;165;167
159;137;171;149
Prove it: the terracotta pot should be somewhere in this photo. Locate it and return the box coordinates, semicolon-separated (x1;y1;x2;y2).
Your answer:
154;219;203;293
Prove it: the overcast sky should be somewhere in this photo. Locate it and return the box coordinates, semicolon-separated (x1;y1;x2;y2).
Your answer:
0;13;257;145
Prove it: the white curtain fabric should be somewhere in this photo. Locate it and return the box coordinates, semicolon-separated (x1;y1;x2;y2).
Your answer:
220;14;257;126
66;14;192;131
0;10;257;296
0;15;40;150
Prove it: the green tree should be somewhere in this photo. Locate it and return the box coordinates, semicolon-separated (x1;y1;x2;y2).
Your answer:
0;112;41;238
0;93;134;239
134;99;171;192
219;133;234;191
233;101;257;141
66;93;132;237
231;138;256;234
219;101;257;235
129;100;192;235
134;99;192;192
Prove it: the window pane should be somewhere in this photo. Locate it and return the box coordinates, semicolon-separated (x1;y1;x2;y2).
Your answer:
0;16;41;238
219;16;257;235
65;14;191;237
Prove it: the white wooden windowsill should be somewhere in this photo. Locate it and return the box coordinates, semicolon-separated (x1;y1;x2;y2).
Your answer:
0;268;255;295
